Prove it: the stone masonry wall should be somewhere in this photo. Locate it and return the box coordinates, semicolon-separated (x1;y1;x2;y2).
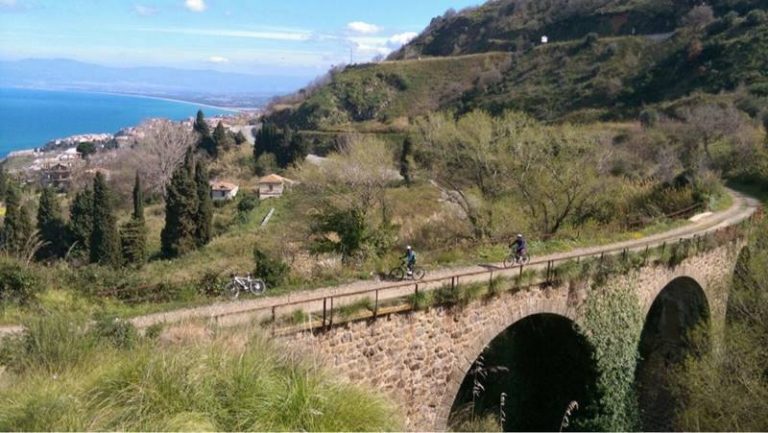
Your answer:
279;243;743;431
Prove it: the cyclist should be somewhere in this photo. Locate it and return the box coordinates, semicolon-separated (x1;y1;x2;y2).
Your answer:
510;234;527;261
404;245;416;276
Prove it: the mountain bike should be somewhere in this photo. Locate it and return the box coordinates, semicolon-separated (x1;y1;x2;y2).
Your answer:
387;261;426;281
503;250;530;268
224;274;266;299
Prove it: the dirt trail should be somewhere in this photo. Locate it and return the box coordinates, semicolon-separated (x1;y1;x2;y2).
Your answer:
0;189;758;336
129;189;759;330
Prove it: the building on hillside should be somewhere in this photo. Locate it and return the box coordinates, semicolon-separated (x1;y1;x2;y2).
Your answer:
210;180;239;201
41;163;73;191
257;174;295;199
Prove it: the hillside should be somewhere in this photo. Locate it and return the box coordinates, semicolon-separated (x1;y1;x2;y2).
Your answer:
269;1;768;128
388;0;768;59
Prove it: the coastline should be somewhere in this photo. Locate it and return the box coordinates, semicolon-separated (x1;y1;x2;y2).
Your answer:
1;85;258;112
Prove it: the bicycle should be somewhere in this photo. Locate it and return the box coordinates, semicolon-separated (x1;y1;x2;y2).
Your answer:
224;274;266;299
503;250;530;268
387;261;426;281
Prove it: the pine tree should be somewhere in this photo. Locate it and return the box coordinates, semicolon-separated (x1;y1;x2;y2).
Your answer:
2;183;32;257
193;110;216;156
36;187;68;259
161;148;198;258
194;160;213;247
212;121;234;153
69;189;93;255
399;137;413;187
90;172;120;267
120;171;147;266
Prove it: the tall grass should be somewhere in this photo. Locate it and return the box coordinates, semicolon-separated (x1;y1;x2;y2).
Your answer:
0;313;401;431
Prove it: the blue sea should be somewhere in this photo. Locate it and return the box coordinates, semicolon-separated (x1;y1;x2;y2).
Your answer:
0;87;234;157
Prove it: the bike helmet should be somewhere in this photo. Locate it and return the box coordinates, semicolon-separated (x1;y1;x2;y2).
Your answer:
406;245;412;250
517;234;523;238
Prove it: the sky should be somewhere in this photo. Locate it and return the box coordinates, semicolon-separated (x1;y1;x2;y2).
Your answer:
0;0;481;79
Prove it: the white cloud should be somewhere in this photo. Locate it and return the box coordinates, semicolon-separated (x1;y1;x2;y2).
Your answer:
140;27;312;41
387;32;418;49
207;55;229;63
184;0;206;12
347;21;380;35
134;4;158;16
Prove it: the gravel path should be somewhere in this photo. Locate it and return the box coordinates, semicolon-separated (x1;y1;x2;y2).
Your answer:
129;189;759;330
0;189;758;336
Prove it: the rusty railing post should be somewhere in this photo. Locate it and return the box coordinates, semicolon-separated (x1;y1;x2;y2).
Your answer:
374;289;379;319
329;297;334;327
271;306;276;337
322;298;327;328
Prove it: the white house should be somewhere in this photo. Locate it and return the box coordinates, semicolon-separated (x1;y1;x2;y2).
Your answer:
258;174;295;199
210;180;239;201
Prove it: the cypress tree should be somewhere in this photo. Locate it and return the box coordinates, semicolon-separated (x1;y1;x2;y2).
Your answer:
212;121;234;154
194;160;213;247
2;184;32;257
161;148;198;258
399;137;413;187
120;171;147;266
69;189;93;255
36;187;68;259
90;172;120;267
193;110;216;156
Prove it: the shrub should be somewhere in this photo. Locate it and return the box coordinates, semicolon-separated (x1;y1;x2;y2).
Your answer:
746;9;768;26
91;314;138;349
0;260;40;306
237;192;259;214
197;270;226;297
253;246;290;287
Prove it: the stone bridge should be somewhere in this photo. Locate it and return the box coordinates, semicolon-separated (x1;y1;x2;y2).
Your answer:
281;233;751;430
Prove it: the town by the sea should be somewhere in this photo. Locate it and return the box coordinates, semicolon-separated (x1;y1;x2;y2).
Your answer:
0;87;235;157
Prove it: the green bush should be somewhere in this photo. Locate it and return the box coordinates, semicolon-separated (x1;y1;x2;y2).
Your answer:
237;192;259;215
0;260;40;306
91;314;138;349
253;246;290;287
746;9;768;26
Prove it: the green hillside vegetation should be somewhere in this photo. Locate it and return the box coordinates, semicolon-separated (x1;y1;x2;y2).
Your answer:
389;0;768;59
0;312;400;431
272;3;768;128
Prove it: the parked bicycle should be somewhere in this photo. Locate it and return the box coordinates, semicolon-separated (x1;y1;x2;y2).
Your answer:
224;273;266;299
387;261;426;281
503;250;531;268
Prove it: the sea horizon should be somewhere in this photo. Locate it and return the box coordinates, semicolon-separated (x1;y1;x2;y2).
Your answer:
0;87;240;157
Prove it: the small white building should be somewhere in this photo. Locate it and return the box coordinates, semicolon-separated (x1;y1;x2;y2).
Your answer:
210;180;239;201
541;35;549;44
258;174;295;199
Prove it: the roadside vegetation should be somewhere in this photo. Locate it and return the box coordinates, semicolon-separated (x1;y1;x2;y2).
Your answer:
0;311;400;431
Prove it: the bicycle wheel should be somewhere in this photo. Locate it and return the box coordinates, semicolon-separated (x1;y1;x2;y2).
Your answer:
249;279;266;295
503;255;515;268
520;254;531;265
225;282;240;299
413;268;426;280
389;267;405;281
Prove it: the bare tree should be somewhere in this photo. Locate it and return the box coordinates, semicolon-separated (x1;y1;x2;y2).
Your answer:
131;120;197;196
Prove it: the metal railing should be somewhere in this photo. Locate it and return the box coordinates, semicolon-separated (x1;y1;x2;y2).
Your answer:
208;210;760;336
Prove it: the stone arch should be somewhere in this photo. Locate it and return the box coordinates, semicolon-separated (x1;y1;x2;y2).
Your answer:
635;275;711;431
434;296;579;429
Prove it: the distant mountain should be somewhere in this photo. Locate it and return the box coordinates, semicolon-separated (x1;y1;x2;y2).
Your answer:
0;59;310;99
